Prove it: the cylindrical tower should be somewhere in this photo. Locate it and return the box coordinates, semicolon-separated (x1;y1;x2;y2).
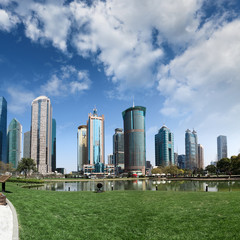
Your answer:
122;106;146;175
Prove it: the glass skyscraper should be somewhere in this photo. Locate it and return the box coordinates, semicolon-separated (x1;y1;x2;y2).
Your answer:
217;135;227;161
185;129;198;170
198;144;204;169
7;118;22;168
87;108;104;173
155;125;174;167
113;128;124;170
52;118;56;172
177;154;186;169
122;106;146;175
23;131;31;159
0;96;7;163
31;96;52;174
77;125;88;172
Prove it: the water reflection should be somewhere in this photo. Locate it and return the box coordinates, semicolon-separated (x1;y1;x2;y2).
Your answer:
35;180;240;192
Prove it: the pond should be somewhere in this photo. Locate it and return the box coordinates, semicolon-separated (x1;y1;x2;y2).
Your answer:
33;180;240;192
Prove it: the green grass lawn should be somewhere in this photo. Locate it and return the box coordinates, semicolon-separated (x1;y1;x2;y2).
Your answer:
3;182;240;240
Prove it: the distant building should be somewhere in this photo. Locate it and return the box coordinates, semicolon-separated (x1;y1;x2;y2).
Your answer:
7;118;22;168
185;129;198;170
177;155;185;169
56;168;66;174
0;96;7;163
113;128;124;170
31;96;52;174
155;125;174;167
108;154;114;165
77;125;88;172
198;144;204;169
122;106;146;175
52;119;56;172
217;135;227;161
87;107;104;173
23;131;31;159
174;153;178;166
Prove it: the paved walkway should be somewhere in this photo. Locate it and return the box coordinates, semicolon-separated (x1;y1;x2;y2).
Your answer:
0;203;13;240
0;199;19;240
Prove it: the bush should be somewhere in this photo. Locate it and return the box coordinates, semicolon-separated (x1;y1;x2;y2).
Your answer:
8;178;44;184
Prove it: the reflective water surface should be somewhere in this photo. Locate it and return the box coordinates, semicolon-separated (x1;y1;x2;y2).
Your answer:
34;180;240;192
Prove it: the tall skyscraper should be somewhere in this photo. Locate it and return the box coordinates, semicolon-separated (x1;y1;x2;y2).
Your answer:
52;118;56;172
87;108;104;173
155;125;174;167
198;144;204;169
113;128;124;170
0;96;7;163
177;154;185;169
122;106;146;175
217;135;227;161
7;118;22;168
77;125;88;172
185;129;198;170
23;131;31;158
31;96;52;174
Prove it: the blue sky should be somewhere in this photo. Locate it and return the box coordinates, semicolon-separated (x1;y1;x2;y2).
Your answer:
1;0;240;172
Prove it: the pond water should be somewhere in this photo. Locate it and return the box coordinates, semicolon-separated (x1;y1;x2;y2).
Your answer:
33;180;240;192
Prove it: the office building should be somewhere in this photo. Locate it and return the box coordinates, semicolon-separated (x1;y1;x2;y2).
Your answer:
7;118;22;168
198;144;204;169
108;154;114;165
177;154;185;169
52;118;56;172
185;129;198;170
217;135;227;161
155;125;174;167
87;107;104;173
122;106;146;175
113;128;124;170
77;125;88;172
23;131;31;158
31;96;52;174
0;96;7;163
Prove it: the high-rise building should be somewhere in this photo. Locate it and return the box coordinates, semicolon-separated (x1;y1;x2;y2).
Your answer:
108;154;114;165
23;131;31;158
217;135;227;161
113;128;124;170
52;119;56;172
185;129;198;170
31;96;52;174
177;154;185;169
155;125;174;167
198;144;204;169
122;106;146;175
77;125;88;172
7;118;22;168
0;96;7;163
87;108;104;173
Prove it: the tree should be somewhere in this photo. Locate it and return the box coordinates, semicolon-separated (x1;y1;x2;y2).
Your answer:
205;165;216;174
17;158;37;178
152;167;163;174
217;158;231;174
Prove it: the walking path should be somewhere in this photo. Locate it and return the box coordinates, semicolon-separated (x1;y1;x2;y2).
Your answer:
0;199;19;240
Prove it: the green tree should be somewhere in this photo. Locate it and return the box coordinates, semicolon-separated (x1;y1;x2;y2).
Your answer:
17;158;37;178
217;158;231;174
152;167;163;174
205;165;216;174
230;154;240;174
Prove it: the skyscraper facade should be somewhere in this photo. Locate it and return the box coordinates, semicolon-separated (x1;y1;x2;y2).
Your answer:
87;108;104;173
122;106;146;175
77;125;88;172
0;96;7;163
155;125;174;167
185;129;198;170
31;96;52;174
217;135;227;161
23;131;31;158
198;144;204;169
7;118;22;168
113;128;124;170
52;118;56;172
177;154;186;169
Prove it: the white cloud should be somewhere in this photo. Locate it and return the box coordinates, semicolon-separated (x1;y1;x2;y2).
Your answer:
7;87;35;114
0;9;19;31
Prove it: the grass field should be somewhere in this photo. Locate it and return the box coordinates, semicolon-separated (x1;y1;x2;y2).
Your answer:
3;182;240;240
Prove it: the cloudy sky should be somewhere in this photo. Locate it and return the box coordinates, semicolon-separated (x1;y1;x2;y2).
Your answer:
1;0;240;172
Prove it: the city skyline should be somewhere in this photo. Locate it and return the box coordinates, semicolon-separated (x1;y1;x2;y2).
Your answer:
0;1;240;172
